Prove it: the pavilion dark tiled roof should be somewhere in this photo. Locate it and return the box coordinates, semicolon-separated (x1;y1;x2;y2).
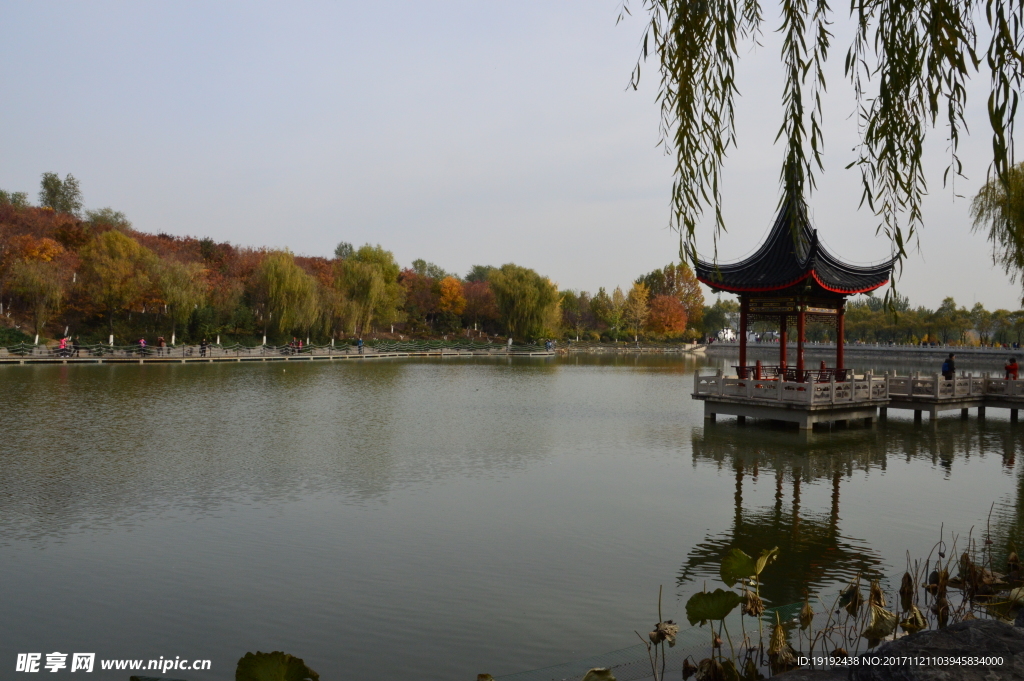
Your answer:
696;201;895;295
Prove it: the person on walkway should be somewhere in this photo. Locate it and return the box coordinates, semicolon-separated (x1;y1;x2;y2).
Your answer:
357;337;364;354
138;338;147;356
1006;356;1019;381
200;338;208;357
72;336;80;357
157;336;166;356
942;353;956;380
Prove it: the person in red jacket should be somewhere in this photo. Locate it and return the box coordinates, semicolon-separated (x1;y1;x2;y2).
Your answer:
1006;356;1019;380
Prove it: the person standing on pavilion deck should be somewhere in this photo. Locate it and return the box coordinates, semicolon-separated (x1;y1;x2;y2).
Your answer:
942;353;956;380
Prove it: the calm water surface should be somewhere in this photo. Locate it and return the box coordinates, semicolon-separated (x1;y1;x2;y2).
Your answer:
1;355;1022;680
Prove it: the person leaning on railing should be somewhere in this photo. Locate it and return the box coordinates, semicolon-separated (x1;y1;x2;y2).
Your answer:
1006;357;1019;381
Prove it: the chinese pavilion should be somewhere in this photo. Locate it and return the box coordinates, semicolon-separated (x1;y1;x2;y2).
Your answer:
696;201;894;381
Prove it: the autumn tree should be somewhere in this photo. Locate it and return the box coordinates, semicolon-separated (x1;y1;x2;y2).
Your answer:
646;294;688;337
158;260;208;345
80;230;157;340
488;263;559;340
436;276;466;333
462;280;499;332
624;282;651;341
637;262;704;327
9;259;66;342
38;173;83;216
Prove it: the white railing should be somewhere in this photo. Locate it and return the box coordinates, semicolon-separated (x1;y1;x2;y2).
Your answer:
696;370;1024;404
692;371;888;405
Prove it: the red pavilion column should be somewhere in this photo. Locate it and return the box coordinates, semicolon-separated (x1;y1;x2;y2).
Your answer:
836;305;845;371
779;315;787;369
796;306;806;378
739;297;748;376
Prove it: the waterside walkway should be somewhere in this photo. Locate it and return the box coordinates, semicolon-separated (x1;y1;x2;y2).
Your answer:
0;342;555;365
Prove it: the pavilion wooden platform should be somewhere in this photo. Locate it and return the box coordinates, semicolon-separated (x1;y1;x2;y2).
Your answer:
693;370;888;429
693;370;1024;428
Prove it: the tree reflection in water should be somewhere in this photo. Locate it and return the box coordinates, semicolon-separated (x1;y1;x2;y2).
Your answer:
681;419;1024;607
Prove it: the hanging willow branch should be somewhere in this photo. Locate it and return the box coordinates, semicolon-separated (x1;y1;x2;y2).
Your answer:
623;0;1014;277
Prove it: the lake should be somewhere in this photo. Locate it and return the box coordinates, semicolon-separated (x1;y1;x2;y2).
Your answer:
1;355;1021;680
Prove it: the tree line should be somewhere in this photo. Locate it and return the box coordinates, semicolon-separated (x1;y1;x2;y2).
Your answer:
701;292;1024;347
0;174;709;346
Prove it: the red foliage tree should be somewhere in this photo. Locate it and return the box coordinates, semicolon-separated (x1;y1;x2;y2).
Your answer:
645;294;689;336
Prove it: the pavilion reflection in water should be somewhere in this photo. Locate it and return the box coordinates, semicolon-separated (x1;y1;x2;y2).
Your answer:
678;420;1024;606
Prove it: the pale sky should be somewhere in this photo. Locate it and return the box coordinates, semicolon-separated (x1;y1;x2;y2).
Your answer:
1;1;1019;310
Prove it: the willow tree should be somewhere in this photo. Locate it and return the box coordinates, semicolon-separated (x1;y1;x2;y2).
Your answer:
971;163;1024;299
623;0;1014;273
489;264;559;340
158;260;208;345
331;243;405;336
250;251;319;344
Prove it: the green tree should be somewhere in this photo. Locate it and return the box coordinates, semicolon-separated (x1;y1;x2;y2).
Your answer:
0;189;29;208
702;298;739;338
9;259;65;342
593;286;627;341
411;258;451;280
80;230;156;339
334;241;354;260
561;290;593;341
38;173;83;216
971;302;993;345
354;244;404;332
158;260;208;345
465;265;495;283
86;208;132;232
488;263;559;340
250;251;320;343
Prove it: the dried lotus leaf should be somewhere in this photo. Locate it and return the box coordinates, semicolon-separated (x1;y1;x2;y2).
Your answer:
862;603;898;645
869;580;886;608
799;595;814;630
899;572;914;610
768;616;787;657
696;657;725;681
742;589;765;618
839;578;864;617
899;605;927;634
